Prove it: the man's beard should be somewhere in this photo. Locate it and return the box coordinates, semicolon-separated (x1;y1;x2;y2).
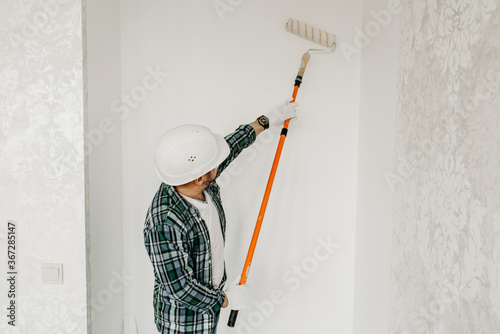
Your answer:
202;172;216;188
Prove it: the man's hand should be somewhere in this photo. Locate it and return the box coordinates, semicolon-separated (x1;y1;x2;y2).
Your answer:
224;282;248;310
266;98;299;127
250;98;300;136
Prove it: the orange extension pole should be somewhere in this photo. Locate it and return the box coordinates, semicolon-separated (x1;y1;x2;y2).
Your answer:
228;53;311;327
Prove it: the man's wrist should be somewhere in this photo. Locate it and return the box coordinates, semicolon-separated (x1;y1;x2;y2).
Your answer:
249;120;265;136
256;115;269;129
222;293;229;308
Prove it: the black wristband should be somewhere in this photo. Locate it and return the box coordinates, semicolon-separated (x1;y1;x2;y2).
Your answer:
257;115;270;129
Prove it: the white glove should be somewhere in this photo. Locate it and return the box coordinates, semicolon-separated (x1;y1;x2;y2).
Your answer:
265;98;299;127
225;281;248;310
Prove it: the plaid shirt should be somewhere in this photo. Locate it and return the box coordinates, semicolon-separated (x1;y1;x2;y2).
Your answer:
144;124;256;334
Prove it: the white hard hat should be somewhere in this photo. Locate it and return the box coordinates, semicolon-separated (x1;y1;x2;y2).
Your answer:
154;124;230;186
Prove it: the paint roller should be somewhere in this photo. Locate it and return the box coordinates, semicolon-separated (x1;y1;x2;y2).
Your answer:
286;18;336;49
227;18;336;328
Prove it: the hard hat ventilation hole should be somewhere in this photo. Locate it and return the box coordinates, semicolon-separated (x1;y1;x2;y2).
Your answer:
188;156;196;162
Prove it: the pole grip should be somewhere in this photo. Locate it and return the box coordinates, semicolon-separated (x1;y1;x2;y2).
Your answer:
227;310;239;327
296;53;311;79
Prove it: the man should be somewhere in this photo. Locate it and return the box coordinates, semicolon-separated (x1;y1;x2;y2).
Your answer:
144;99;298;333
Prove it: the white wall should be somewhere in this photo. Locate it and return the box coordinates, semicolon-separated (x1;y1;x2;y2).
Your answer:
0;0;88;333
86;0;124;333
120;0;360;333
353;0;400;333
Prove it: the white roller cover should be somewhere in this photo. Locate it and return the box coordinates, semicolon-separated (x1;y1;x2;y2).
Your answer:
286;18;336;49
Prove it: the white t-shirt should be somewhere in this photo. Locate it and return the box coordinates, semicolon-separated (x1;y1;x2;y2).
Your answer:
181;191;225;286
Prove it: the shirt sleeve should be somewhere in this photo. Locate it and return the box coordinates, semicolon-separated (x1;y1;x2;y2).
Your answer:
216;124;256;179
144;214;225;314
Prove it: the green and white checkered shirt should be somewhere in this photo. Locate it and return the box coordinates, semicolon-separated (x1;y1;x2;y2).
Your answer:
144;124;256;333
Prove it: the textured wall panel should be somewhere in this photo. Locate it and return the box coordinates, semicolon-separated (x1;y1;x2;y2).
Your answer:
389;1;500;332
0;0;88;333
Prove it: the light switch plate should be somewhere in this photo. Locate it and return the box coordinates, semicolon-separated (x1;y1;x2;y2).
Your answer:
41;263;63;284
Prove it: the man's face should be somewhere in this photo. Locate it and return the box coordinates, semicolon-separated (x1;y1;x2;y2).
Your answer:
202;167;218;187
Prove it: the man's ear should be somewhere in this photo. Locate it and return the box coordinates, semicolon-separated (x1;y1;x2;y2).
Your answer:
192;176;204;186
